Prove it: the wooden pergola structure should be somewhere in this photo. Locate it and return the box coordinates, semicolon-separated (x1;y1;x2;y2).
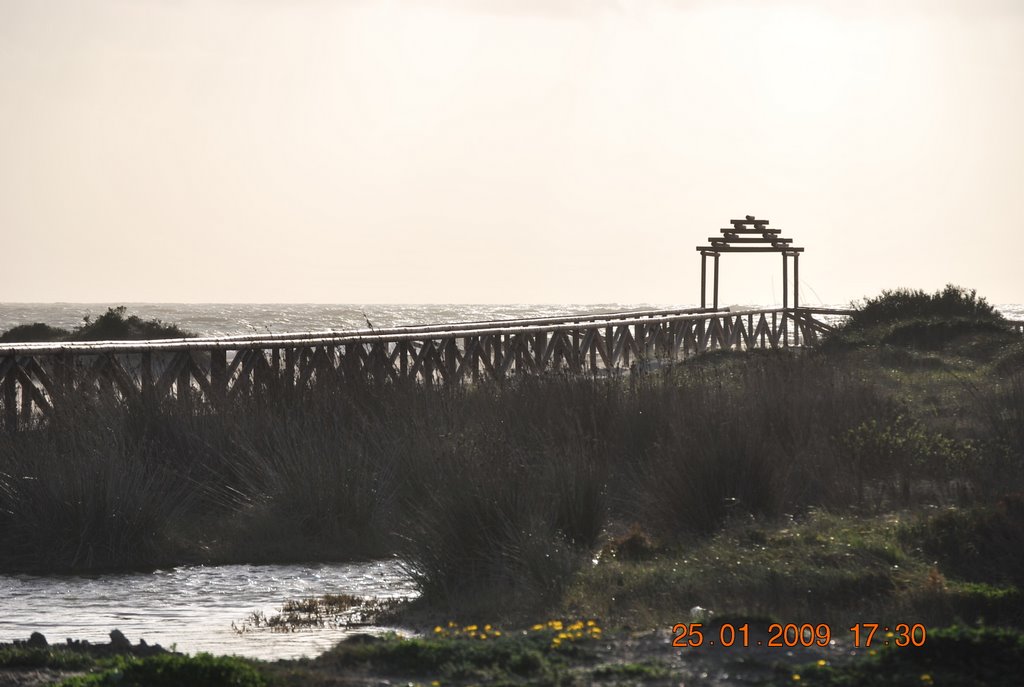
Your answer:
696;215;804;311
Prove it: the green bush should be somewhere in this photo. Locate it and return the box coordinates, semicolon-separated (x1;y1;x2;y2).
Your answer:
839;415;970;505
900;496;1024;587
782;625;1024;686
846;285;1004;328
57;653;265;687
827;285;1010;350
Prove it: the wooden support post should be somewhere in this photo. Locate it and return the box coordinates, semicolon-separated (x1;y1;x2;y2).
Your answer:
782;253;788;310
489;333;501;376
424;344;435;386
271;348;281;386
700;252;707;309
59;351;75;401
713;253;720;310
140;351;153;398
572;329;581;372
211;349;227;405
20;375;33;427
793;253;800;346
284;347;297;390
467;337;479;382
793;252;800;310
605;326;614;370
178;356;191;412
445;338;457;382
782;254;789;347
399;342;409;379
3;366;17;432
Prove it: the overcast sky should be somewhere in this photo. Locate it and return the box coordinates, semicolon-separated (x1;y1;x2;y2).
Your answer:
1;0;1022;305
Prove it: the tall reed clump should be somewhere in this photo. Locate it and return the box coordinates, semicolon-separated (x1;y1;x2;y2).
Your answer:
210;386;403;562
0;400;194;571
395;379;613;616
615;354;907;537
0;384;407;571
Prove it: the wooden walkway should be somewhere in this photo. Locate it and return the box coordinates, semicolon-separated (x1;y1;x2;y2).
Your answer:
0;306;853;431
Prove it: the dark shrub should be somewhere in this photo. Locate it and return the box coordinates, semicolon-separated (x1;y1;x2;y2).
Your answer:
70;306;193;341
0;322;70;343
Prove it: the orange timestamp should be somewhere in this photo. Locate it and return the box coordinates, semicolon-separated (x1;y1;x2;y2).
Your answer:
671;622;927;648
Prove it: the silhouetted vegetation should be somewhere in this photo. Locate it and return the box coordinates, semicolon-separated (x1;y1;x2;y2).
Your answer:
844;284;1004;329
827;284;1012;350
1;288;1022;656
0;306;192;343
0;322;71;343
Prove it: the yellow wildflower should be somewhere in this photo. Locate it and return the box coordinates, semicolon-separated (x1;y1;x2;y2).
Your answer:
920;675;933;683
465;625;478;632
586;620;597;627
817;659;826;666
433;626;443;634
493;631;502;637
531;624;544;631
792;674;801;682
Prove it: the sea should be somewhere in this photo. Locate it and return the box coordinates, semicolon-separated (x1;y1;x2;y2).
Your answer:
3;303;1022;338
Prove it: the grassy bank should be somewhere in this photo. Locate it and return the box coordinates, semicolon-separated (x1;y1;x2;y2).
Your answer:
1;286;1023;683
5;623;1023;686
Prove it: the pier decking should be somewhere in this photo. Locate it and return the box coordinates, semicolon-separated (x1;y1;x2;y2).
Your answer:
1;306;846;431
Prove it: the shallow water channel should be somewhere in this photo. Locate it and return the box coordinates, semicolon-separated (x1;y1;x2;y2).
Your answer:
0;560;417;660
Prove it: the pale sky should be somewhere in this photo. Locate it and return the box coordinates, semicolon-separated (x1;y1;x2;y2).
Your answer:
1;0;1022;305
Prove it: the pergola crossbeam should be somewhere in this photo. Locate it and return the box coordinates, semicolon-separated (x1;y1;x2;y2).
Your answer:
708;236;793;243
696;215;805;345
697;246;805;253
720;228;782;235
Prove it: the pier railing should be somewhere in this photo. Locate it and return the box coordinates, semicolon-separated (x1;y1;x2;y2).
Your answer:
2;307;845;431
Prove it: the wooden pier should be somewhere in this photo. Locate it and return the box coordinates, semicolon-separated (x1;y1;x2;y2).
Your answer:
5;215;1019;433
0;306;846;431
